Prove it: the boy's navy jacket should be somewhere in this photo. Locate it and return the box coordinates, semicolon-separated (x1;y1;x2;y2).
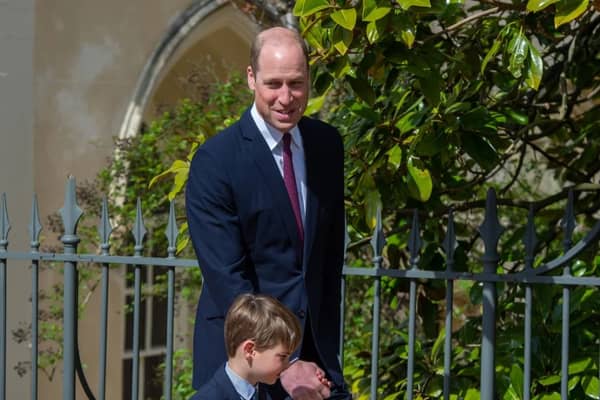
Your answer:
189;363;267;400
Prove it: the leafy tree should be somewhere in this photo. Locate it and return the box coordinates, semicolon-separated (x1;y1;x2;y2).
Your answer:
292;0;599;398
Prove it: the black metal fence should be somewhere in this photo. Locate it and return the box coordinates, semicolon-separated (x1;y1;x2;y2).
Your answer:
0;177;598;400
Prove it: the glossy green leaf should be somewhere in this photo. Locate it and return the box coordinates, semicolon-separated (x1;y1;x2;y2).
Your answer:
526;0;560;11
304;22;326;51
387;145;402;169
582;375;599;399
363;0;392;22
504;108;529;125
332;25;353;55
431;328;445;363
407;157;433;202
398;0;432;9
461;132;499;171
305;94;327;115
510;364;524;398
539;375;561;386
464;388;480;400
568;357;593;375
365;188;382;229
149;159;189;188
293;0;331;17
366;20;383;44
401;28;416;49
554;0;590;27
481;35;504;74
507;29;529;79
331;8;357;31
395;111;423;134
348;76;376;106
525;41;543;90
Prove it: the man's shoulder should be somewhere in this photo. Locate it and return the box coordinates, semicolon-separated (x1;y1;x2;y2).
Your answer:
299;115;338;134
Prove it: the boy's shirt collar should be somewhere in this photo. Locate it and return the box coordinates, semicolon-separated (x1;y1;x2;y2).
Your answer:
225;362;257;400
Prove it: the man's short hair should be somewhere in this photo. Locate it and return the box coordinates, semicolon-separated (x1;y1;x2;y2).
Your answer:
249;27;309;74
224;293;302;357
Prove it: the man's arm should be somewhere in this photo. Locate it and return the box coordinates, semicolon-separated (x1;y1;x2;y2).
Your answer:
185;146;253;315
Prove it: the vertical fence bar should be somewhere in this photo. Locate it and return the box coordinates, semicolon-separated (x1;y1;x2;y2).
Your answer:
406;210;422;400
442;210;457;400
0;193;10;400
478;189;503;400
370;207;385;400
59;178;83;400
339;275;346;371
163;202;178;400
523;206;537;400
339;220;350;371
131;198;147;400
98;197;112;400
560;191;575;400
29;195;42;400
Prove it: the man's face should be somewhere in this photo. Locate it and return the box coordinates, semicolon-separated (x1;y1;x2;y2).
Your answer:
247;42;309;133
251;343;292;385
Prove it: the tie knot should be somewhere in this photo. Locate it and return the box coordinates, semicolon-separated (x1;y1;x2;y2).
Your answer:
282;132;292;150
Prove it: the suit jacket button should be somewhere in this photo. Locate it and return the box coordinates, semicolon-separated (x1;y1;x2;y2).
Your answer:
298;310;306;318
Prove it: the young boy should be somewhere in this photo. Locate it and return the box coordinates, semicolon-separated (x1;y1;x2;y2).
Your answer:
190;293;313;399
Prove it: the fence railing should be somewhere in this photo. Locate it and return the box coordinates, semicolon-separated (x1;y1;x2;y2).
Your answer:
0;177;599;400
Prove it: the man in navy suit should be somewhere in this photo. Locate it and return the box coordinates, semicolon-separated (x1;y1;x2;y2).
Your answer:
186;26;349;399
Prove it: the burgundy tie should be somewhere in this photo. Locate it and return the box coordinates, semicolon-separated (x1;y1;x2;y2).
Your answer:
282;133;304;245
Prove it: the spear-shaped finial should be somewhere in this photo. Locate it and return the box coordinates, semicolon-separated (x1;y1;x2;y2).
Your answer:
165;201;178;258
443;209;457;271
98;196;113;255
29;194;42;250
59;177;83;240
133;198;146;256
408;209;421;269
478;188;504;265
0;193;10;250
370;205;385;260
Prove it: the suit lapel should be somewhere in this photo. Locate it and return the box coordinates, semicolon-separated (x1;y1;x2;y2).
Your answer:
240;111;303;254
299;119;319;268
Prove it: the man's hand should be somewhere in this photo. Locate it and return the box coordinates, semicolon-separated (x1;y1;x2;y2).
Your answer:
280;360;332;400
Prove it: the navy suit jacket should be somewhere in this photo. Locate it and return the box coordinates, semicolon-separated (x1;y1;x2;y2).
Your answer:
186;109;345;391
189;364;241;400
190;363;269;400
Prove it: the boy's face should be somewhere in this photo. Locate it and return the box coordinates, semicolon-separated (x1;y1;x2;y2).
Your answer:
251;343;292;384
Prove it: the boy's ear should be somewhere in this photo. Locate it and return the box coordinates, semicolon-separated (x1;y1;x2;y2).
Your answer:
242;340;256;358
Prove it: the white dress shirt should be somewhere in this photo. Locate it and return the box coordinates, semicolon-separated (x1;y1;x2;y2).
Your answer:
250;104;307;225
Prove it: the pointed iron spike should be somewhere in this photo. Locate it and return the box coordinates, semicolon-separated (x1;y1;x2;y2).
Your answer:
343;213;350;256
28;194;42;245
59;177;83;236
442;209;457;262
0;193;11;244
408;209;421;267
478;188;504;261
133;197;147;249
561;189;576;247
370;205;385;257
523;204;538;263
98;196;113;246
165;200;178;249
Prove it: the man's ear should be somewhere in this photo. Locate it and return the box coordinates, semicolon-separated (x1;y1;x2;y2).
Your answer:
242;339;256;358
247;66;256;90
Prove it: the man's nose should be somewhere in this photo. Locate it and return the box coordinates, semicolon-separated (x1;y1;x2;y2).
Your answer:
278;86;293;104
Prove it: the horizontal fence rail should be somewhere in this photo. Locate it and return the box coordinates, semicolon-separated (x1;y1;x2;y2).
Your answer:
0;177;598;400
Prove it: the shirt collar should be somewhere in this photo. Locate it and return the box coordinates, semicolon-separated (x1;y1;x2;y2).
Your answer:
225;362;256;400
250;103;302;151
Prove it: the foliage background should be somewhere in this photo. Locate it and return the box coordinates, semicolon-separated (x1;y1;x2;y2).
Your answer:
22;0;600;398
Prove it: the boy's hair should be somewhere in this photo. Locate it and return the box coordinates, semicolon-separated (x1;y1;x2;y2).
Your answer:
224;293;302;358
